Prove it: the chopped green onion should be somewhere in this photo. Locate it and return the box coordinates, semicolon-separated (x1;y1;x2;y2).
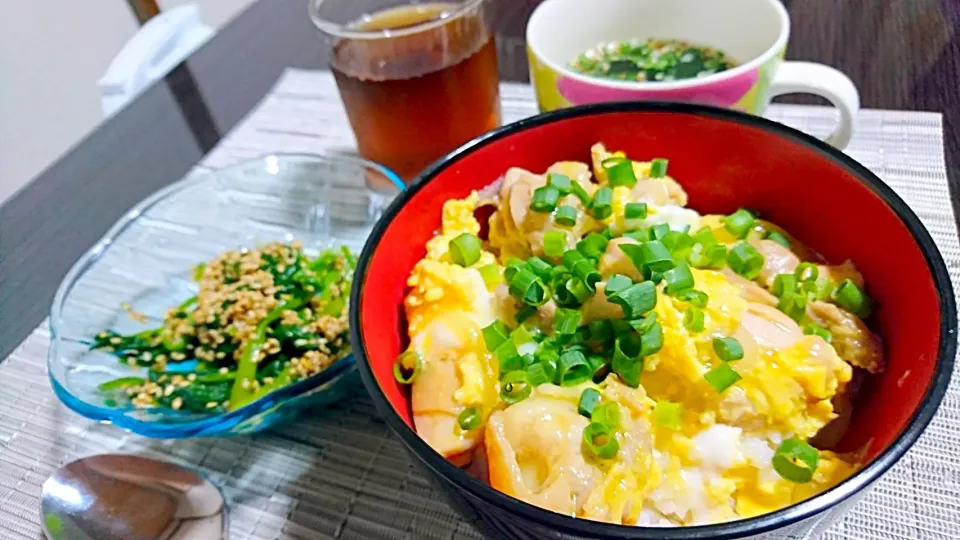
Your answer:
570;181;591;205
457;407;482;430
604;158;638;187
495;339;523;373
588;320;614;344
832;279;872;318
563;250;602;292
586;354;609;381
663;261;695;294
577;233;610;259
547;173;572;195
604;274;633;296
683;307;705;333
777;291;808;323
544;231;567;258
525;362;550;386
500;370;532;404
612;336;643;388
804;277;835;301
504;258;526;282
625;202;648;220
531;186;561;212
649;223;671;241
582;421;619;459
511;324;539;347
772;438;819;483
724;209;756;239
649;158;668;178
509;268;550;306
627;312;658;335
482;320;511;351
704;363;741;393
766;230;792;248
692;226;717;246
521;353;537;367
773;273;798;298
558;349;592;386
591;402;621;429
607;281;657;319
477;264;501;289
674;288;708;308
393;350;422;384
591;187;614;219
804;324;833;343
727;242;765;279
449;233;482;267
555;205;578;227
554;308;582;335
578;388;603;417
622;229;649;242
688;243;727;269
536;347;559;379
515;304;537;325
663;230;694;256
640;322;664;356
712;336;744;361
653;401;683;431
527;257;553;281
639;241;676;272
566;278;592;303
795;262;819;282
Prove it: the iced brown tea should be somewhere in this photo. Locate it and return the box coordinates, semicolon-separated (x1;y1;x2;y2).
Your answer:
328;2;501;181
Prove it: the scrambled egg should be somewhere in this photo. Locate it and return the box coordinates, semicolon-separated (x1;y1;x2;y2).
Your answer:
403;145;873;526
405;193;504;462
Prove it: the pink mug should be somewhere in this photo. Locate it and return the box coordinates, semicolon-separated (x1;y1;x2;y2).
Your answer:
527;0;860;148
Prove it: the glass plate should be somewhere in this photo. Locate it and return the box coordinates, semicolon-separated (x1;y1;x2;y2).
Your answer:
48;154;403;437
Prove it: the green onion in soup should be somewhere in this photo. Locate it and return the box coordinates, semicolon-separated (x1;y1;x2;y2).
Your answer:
571;39;737;82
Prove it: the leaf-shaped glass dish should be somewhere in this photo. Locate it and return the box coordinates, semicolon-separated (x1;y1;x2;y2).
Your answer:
48;154;403;437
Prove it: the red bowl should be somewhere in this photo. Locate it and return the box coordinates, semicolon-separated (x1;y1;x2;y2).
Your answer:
349;103;956;539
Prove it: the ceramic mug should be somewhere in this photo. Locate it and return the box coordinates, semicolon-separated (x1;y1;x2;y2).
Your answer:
527;0;860;148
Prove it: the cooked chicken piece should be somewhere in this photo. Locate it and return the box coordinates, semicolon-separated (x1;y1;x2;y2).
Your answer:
589;142;687;206
720;267;778;306
487;397;601;516
752;239;801;289
807;301;883;373
489;166;596;259
738;303;804;350
819;260;865;289
581;282;624;323
598;237;644;281
747;220;818;262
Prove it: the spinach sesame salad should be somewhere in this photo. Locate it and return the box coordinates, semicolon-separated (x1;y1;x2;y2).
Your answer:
91;241;355;414
570;39;737;83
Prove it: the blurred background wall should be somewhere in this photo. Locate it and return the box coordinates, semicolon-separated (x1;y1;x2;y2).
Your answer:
0;0;257;203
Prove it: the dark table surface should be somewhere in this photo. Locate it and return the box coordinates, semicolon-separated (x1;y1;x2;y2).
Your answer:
1;0;958;359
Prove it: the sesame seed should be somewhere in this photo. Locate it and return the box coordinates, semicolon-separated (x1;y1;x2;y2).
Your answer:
206;401;218;409
219;367;229;375
187;373;197;381
171;397;183;410
110;337;122;345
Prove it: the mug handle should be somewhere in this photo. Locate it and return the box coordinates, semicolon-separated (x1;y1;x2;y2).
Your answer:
768;61;860;149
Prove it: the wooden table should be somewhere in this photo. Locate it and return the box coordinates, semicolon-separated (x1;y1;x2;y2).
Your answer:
1;0;958;358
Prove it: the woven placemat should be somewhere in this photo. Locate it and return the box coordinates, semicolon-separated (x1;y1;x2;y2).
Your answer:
1;69;958;540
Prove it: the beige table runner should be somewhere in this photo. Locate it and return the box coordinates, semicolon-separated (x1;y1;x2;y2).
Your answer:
1;69;958;539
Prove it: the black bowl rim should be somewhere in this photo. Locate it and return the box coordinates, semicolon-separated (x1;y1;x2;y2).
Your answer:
349;101;957;539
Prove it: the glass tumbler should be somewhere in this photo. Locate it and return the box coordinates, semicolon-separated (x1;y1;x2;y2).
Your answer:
310;0;501;181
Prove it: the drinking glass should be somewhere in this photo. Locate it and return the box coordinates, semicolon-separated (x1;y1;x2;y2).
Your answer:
310;0;501;181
